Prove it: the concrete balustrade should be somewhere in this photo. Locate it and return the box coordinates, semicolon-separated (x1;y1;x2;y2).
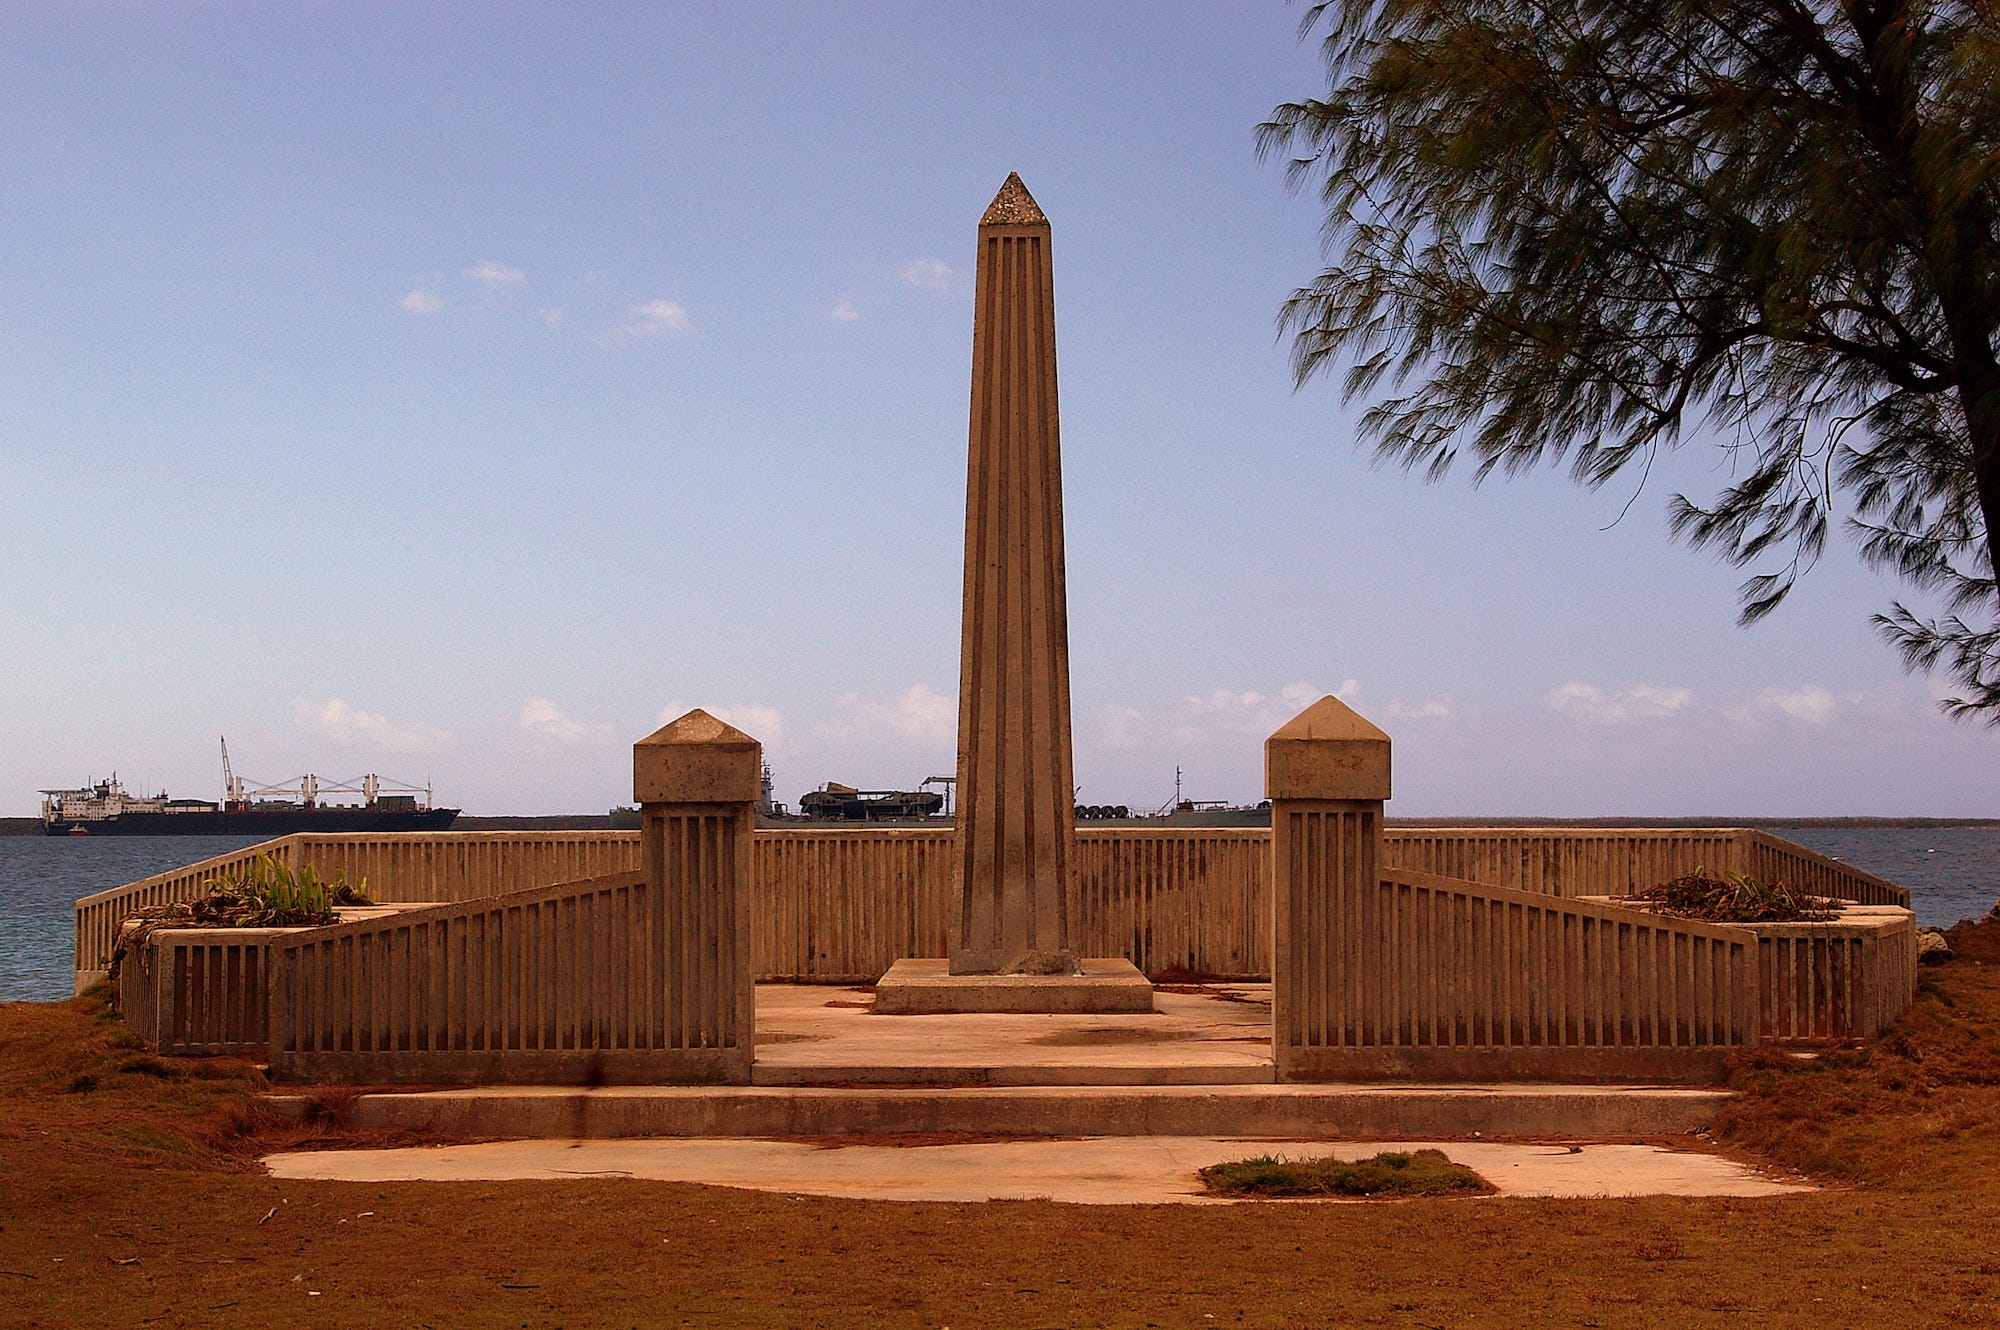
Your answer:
268;871;654;1082
75;841;291;993
1269;698;1809;1084
1071;829;1272;980
78;826;1908;993
84;802;1917;1079
1348;869;1759;1081
262;711;761;1085
1754;908;1917;1041
117;927;276;1058
73;832;645;992
1384;827;1909;908
752;828;951;981
1575;897;1919;1044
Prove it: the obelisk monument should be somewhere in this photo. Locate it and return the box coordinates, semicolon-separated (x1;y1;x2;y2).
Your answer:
875;174;1150;1013
951;172;1078;975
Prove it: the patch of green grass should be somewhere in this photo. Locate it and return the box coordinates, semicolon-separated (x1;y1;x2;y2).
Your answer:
1198;1148;1491;1198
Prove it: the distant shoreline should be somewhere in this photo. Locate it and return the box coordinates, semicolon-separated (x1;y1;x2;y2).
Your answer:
5;812;1995;836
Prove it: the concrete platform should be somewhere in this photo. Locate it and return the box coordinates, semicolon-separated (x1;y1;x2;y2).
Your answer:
874;957;1154;1015
753;980;1269;1086
261;983;1735;1140
263;1136;1809;1204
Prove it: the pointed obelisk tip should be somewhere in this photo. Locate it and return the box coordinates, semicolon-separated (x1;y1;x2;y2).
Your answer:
980;172;1047;226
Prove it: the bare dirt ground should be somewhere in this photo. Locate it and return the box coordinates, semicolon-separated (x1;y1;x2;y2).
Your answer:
4;920;2000;1327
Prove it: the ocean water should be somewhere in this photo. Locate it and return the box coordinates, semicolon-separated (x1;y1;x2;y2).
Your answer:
1;828;1996;1004
1772;826;2000;927
0;835;263;1003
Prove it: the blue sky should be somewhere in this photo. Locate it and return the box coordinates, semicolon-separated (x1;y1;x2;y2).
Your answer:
3;2;1993;818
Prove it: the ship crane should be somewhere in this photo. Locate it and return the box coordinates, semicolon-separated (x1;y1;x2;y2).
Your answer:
920;774;957;817
309;772;434;808
220;737;246;810
220;737;432;810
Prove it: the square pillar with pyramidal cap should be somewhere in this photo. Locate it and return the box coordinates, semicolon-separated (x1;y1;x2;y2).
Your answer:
1264;694;1391;802
1266;694;1391;1081
634;708;763;805
631;708;760;1083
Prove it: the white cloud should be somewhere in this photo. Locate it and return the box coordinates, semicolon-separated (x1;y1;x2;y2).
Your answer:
1546;681;1694;723
465;261;525;289
1178;681;1353;722
1080;681;1365;808
657;703;785;747
1385;697;1453;721
539;307;565;331
814;685;955;744
623;299;690;338
519;697;614;746
1764;685;1839;723
900;257;953;292
1549;679;1860;729
296;698;450;754
400;287;442;316
1284;680;1348;709
1095;681;1354;751
1184;687;1265;715
1097;704;1149;749
1723;685;1843;725
826;298;861;323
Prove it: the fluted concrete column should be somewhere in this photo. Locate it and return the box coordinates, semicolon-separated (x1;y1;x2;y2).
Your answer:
1267;696;1391;1081
951;173;1077;976
633;709;757;1083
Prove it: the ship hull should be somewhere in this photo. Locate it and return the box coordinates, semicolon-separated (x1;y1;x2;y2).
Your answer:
44;807;461;836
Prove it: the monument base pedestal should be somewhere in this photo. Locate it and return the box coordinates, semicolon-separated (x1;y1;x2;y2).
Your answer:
874;957;1154;1015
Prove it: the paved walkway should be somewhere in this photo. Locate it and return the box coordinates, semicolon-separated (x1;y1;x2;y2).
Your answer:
264;1136;1811;1204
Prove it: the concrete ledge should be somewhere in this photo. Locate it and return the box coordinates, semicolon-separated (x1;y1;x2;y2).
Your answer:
750;1062;1273;1088
267;1047;751;1087
265;1082;1732;1140
875;957;1154;1015
1278;1044;1737;1087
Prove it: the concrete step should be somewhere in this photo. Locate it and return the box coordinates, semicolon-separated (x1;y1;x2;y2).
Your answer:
749;1061;1277;1087
268;1082;1731;1140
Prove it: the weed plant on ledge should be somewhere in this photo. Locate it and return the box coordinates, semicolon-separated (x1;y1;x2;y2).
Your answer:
1624;868;1838;923
107;854;372;983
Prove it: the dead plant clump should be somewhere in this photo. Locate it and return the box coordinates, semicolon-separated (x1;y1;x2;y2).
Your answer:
1626;867;1837;923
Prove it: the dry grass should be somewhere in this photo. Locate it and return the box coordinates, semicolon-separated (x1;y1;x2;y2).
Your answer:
1714;916;2000;1191
4;926;2000;1327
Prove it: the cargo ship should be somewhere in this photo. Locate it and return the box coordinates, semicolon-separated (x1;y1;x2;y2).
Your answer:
40;739;458;836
